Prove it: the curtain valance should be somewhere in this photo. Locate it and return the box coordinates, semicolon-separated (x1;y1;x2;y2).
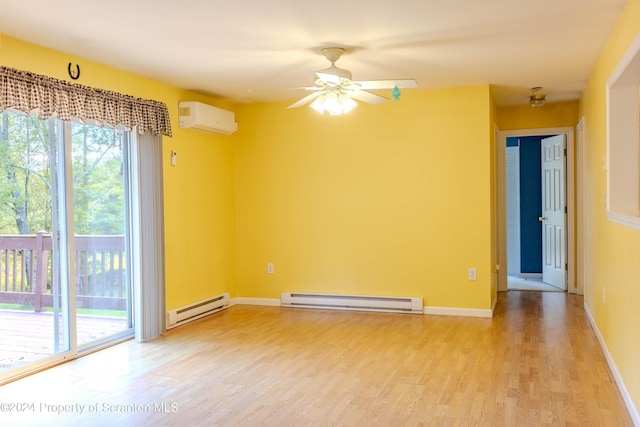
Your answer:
0;66;172;137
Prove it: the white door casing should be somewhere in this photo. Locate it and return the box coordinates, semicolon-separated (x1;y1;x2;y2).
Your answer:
506;145;521;275
541;135;567;289
497;127;576;294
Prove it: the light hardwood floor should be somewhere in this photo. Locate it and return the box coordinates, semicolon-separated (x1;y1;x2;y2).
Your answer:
0;291;633;426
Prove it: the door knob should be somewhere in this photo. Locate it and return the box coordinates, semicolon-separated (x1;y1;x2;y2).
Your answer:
538;216;547;222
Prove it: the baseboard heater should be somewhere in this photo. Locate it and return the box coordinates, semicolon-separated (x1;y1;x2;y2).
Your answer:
281;292;423;314
166;292;230;329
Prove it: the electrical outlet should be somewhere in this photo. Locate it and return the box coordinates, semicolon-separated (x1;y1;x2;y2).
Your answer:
468;268;477;281
267;263;274;274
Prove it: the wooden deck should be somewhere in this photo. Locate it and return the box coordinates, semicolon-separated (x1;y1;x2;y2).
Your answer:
0;310;127;373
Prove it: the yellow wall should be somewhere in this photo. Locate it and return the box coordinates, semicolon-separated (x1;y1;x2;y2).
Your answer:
234;86;495;310
0;35;238;310
2;34;499;314
579;0;640;415
496;101;578;130
489;92;498;307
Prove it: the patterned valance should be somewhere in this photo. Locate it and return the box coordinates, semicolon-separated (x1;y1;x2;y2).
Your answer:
0;66;172;137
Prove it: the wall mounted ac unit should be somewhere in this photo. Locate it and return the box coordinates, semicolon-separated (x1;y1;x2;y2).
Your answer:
178;101;238;135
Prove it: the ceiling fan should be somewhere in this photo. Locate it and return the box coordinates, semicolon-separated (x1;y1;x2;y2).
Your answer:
287;47;419;115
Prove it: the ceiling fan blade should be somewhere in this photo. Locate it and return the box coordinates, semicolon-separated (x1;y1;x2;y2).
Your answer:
354;79;419;90
349;89;388;105
287;91;322;109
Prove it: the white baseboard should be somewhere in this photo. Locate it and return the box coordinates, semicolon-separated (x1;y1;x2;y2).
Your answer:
584;302;640;425
231;297;281;307
231;296;498;318
424;305;493;318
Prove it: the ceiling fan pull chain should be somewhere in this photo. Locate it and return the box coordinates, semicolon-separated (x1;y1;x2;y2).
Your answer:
392;85;401;101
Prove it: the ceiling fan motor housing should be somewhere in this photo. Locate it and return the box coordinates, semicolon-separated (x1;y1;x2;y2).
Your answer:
316;66;352;81
322;47;345;63
317;48;352;81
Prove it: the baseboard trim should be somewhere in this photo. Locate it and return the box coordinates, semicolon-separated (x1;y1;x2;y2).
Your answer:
231;297;281;307
424;305;493;318
230;297;497;318
584;302;640;425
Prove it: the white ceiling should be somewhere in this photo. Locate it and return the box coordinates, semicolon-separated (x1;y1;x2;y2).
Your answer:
0;0;627;106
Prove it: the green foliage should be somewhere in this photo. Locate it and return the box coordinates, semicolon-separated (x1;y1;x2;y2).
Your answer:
0;113;52;233
0;111;126;236
70;122;126;235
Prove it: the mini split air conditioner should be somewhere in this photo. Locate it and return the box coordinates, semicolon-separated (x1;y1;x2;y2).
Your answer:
178;101;238;135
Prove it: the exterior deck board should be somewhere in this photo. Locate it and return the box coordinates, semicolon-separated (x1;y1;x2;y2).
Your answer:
0;310;127;372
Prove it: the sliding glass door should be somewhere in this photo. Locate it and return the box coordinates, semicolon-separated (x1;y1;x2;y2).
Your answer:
0;112;134;379
69;122;133;349
0;112;70;373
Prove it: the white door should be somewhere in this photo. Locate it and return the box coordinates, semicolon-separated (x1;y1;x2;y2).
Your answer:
541;135;567;289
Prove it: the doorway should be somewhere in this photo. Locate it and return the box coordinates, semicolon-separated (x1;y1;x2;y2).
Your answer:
506;134;563;291
505;134;566;291
497;127;577;294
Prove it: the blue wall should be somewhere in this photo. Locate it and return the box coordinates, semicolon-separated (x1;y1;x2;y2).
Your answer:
507;136;553;274
518;136;544;273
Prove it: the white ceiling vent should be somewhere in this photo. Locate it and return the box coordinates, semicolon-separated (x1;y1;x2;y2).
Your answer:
178;101;238;135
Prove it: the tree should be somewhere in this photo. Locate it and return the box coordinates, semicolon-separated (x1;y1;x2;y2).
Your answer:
0;111;126;236
0;111;126;292
70;122;125;235
0;112;51;234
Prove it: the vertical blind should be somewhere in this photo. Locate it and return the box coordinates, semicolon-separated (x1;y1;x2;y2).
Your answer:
131;132;166;341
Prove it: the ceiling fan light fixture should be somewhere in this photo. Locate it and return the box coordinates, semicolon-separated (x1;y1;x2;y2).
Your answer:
529;87;546;107
310;90;357;115
310;96;326;114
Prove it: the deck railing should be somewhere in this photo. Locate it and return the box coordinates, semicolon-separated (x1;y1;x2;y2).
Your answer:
0;232;126;312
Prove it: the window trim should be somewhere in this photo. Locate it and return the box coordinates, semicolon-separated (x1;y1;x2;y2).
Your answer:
606;32;640;230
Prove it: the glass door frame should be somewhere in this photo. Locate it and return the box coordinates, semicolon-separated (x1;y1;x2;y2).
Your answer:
0;116;136;384
73;122;134;353
52;119;76;357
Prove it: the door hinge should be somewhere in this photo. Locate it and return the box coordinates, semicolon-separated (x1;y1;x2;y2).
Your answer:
565;263;568;271
564;148;567;156
565;206;568;214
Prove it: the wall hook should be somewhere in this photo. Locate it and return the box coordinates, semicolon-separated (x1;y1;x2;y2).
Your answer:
68;63;80;80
